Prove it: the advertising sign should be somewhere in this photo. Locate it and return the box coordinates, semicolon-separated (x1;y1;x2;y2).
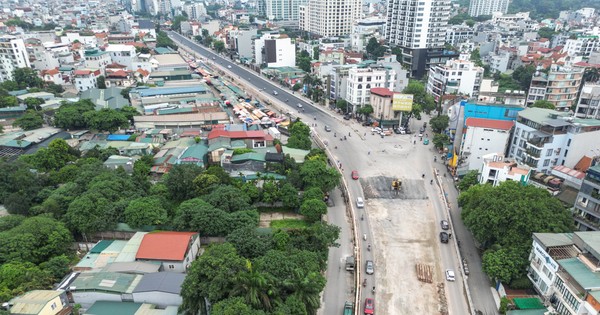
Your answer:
392;93;413;111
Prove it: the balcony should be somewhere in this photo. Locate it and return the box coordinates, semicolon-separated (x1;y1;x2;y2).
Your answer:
527;137;552;149
525;148;541;158
524;159;539;168
574;213;600;229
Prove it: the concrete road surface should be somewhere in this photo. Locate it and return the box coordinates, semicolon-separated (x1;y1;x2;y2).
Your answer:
168;31;497;315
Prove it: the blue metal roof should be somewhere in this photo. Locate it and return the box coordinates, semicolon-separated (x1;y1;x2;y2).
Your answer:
135;86;206;97
107;135;131;141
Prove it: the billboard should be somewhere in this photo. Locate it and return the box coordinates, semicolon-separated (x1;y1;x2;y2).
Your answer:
392;93;414;111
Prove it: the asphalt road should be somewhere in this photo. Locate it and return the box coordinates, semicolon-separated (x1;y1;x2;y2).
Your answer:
168;31;497;314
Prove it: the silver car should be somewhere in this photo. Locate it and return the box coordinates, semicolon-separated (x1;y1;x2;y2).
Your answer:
366;260;374;275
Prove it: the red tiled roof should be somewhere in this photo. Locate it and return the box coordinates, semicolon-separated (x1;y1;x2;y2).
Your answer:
74;69;92;75
44;68;59;75
136;231;197;261
107;70;129;78
370;87;393;97
574;155;593;172
207;129;270;140
465;118;514;130
106;62;127;69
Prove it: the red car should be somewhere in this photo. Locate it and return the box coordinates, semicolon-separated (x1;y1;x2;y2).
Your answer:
351;170;359;180
364;298;374;314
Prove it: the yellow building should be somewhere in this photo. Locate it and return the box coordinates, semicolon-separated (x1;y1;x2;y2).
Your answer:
8;290;70;315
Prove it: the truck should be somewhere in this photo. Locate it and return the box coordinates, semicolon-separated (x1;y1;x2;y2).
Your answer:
343;301;354;315
268;127;281;140
345;256;355;271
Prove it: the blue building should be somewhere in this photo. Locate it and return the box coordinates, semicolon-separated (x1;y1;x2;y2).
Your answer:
463;101;525;122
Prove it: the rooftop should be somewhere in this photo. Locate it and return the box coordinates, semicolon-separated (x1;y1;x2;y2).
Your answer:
133;272;185;294
9;290;65;314
85;301;142;315
558;257;600;290
465;118;514;130
518;108;570;124
207;129;271;140
370;87;393;97
136;231;197;261
71;272;142;294
534;233;574;248
134;86;207;97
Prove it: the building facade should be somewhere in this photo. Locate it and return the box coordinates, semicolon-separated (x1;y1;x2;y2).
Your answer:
345;65;396;109
460;118;514;172
445;25;475;47
74;69;101;92
575;83;600;119
385;0;455;78
299;0;361;37
0;35;30;82
573;165;600;231
478;153;530;186
105;44;138;70
527;65;584;110
427;59;484;100
564;36;600;57
468;0;509;17
258;0;306;21
254;33;296;68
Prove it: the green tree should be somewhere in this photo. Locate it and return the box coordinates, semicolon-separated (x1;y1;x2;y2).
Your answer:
512;65;536;91
532;99;555;109
23;97;45;111
0;261;53;302
459;181;573;282
120;87;132;101
261;180;280;205
211;297;264;315
156;31;177;49
357;104;373;118
299;159;340;192
231;262;275;311
583;67;600;84
299;199;327;222
0;96;18;108
172;15;188;31
226;227;272;259
65;192;115;238
280;183;300;209
313;47;319;60
214;40;225;53
432;133;450;150
13;110;43;130
430;115;449;133
335;99;349;112
193;173;220;195
240;181;261;203
292;83;302;91
164;164;203;201
20;138;80;172
286;121;312;150
54;99;95;129
283;269;325;314
97;75;106;89
402;81;436;117
39;255;71;280
458;170;479;191
84;108;129;132
119;106;139;121
124;196;168;227
302;186;324;201
203;185;252;212
13;68;44;89
180;243;247;314
45;83;64;96
296;50;312;73
537;27;555;39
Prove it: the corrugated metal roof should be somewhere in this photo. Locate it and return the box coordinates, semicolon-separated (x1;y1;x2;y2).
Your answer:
133;272;185;294
558;257;600;289
103;262;161;274
84;301;142;315
9;290;64;314
90;240;114;253
115;232;147;263
136;232;197;261
71;272;142;294
136;86;206;98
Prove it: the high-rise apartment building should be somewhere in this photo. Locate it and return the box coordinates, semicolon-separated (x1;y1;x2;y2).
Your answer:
299;0;361;37
526;65;584;110
385;0;458;78
0;35;30;83
468;0;509;17
258;0;306;21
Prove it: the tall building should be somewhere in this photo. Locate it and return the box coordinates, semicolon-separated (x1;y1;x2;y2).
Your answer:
253;33;296;68
385;0;458;78
345;64;396;110
0;35;30;83
468;0;509;17
527;65;584;110
575;83;600;119
299;0;361;37
426;59;484;100
574;165;600;231
258;0;306;21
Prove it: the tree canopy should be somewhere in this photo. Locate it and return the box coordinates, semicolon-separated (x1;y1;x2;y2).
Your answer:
286;121;312;150
459;181;573;283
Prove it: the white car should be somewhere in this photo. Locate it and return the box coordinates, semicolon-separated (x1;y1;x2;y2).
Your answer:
371;127;382;133
356;197;364;208
297;103;303;108
227;65;232;69
445;269;455;282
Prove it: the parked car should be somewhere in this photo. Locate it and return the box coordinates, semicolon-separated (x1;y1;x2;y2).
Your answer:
440;232;449;243
364;298;375;314
371;127;382;133
446;269;455;281
351;170;359;180
356;197;364;208
441;220;449;230
366;260;374;275
344;114;351;120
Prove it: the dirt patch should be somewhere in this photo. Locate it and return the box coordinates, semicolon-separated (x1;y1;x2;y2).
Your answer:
368;198;443;314
361;177;430;200
259;212;304;227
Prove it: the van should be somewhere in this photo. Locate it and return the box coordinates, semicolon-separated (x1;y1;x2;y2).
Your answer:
356;197;364;208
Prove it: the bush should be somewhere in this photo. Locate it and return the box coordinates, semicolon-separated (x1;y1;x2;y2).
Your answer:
509;276;533;290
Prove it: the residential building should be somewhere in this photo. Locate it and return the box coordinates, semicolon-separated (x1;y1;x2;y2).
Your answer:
427;59;484;100
468;0;509;17
74;69;101;92
574;165;600;231
229;29;257;60
345;64;396;110
83;49;111;73
564;36;600;57
105;45;137;70
207;129;275;149
0;35;30;82
508;108;600;174
575;83;600;119
184;2;207;20
478;153;531;186
445;25;474;47
329;65;352;102
258;0;306;21
135;231;200;272
527;65;584;110
253;33;296;68
527;232;600;314
8;290;71;315
369;87;406;127
460;118;514;172
351;17;386;53
385;0;457;78
488;49;513;73
298;0;361;37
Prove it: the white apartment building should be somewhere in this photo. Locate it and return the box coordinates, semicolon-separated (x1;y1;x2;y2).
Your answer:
575;83;600;119
478;153;530;186
253;33;296;68
527;232;600;315
105;45;138;70
299;0;361;37
564;36;600;57
0;35;30;82
84;49;111;73
469;0;509;17
259;0;306;21
385;0;454;78
509;108;600;174
74;69;101;92
184;3;207;20
460;118;514;172
345;65;396;110
445;25;474;47
527;65;584;110
427;59;484;100
351;17;386;53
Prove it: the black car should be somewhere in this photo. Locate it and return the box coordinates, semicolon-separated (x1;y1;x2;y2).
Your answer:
393;128;402;134
343;114;351;120
440;232;449;243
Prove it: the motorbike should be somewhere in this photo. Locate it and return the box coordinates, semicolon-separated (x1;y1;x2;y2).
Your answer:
367;244;371;251
344;136;347;140
430;180;433;185
334;133;336;137
372;286;375;294
361;215;364;221
363;279;367;287
363;234;367;241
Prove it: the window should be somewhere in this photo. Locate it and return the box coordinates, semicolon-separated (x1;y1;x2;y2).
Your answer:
546;149;553;156
567;139;571;146
564;149;568;157
543;159;550;167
